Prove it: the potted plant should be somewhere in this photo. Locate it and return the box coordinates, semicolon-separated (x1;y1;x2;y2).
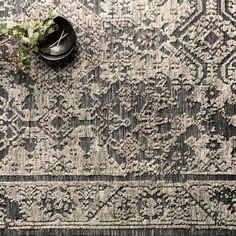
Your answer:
0;11;76;73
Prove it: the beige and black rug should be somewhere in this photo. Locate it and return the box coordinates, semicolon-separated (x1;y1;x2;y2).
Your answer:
0;0;236;235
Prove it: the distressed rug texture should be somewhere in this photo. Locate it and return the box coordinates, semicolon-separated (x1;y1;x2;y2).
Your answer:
0;0;236;235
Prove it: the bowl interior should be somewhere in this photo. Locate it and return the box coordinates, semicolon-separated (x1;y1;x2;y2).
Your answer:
40;45;76;61
39;16;76;56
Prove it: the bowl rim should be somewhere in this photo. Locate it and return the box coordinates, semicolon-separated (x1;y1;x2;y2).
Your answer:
38;15;77;59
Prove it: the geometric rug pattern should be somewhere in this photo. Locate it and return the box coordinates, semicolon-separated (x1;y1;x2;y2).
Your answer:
0;0;236;233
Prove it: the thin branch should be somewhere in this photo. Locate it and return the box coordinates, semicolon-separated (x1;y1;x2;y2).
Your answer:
0;37;12;46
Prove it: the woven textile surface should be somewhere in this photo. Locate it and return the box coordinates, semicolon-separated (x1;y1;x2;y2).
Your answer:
0;0;236;235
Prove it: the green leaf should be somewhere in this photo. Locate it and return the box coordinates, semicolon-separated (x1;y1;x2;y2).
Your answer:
47;27;55;35
47;19;54;26
48;8;57;19
28;28;34;37
33;46;39;53
32;32;39;41
39;47;51;54
22;36;30;43
6;21;17;29
0;23;7;35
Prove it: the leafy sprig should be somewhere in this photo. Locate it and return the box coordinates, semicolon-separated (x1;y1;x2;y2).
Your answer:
0;11;57;72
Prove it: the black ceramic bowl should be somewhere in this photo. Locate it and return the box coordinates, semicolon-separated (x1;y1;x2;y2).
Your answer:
38;16;76;61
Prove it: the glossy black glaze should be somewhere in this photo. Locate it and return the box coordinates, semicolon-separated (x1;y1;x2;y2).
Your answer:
38;16;76;61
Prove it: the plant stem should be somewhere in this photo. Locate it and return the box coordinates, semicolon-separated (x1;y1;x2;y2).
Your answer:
0;37;12;46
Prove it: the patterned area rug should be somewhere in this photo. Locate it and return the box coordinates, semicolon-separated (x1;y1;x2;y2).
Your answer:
0;0;236;235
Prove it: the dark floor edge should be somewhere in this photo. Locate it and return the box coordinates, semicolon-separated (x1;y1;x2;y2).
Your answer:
1;228;236;236
0;174;236;182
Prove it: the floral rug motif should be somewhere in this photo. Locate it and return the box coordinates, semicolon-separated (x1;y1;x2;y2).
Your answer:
0;0;236;234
